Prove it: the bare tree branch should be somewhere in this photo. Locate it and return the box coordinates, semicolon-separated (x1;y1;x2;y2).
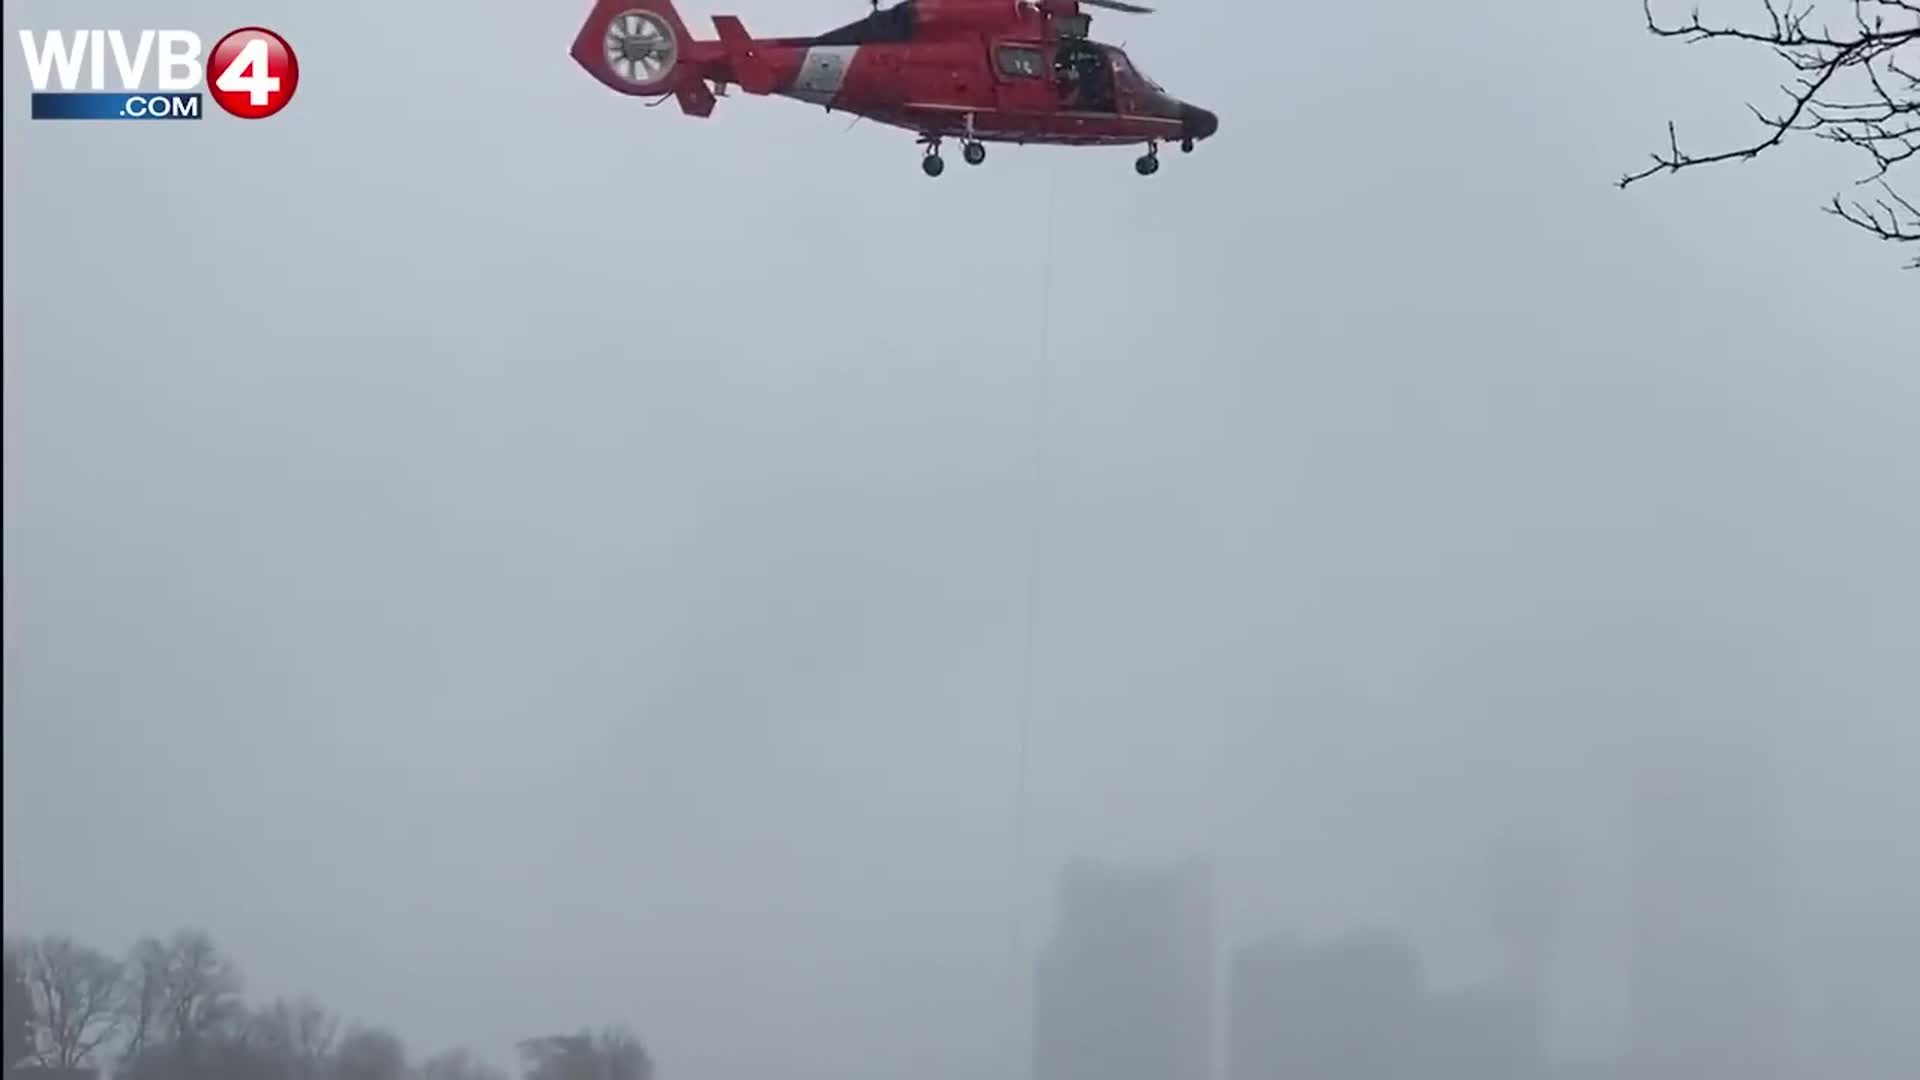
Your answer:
249;996;339;1080
1623;0;1919;267
3;945;31;1070
20;936;124;1071
116;928;247;1079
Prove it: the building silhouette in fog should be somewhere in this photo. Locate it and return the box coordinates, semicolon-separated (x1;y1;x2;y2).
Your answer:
1228;929;1424;1080
1419;980;1542;1080
1815;909;1920;1080
1229;853;1555;1080
1032;856;1213;1080
1482;845;1562;1073
1629;722;1792;1080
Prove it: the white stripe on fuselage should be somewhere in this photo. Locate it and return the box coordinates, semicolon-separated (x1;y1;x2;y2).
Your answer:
785;44;859;105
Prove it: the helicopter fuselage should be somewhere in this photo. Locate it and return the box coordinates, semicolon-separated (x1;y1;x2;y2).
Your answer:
573;0;1219;175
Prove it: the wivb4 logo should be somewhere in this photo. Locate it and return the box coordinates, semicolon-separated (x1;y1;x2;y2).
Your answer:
19;26;298;120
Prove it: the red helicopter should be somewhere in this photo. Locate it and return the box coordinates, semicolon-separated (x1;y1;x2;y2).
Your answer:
569;0;1220;176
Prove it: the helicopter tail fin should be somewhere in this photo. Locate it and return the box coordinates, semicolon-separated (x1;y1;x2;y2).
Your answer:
571;0;719;115
709;16;780;95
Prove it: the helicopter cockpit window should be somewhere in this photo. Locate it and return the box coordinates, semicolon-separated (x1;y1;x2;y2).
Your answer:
1110;49;1162;90
996;44;1045;78
812;0;917;45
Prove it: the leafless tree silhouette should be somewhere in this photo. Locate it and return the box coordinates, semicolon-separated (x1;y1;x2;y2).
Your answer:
15;936;125;1071
1621;0;1918;267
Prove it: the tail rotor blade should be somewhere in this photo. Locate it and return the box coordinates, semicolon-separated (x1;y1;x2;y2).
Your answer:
1082;0;1155;13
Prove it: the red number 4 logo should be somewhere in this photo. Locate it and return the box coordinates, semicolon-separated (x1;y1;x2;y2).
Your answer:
208;28;299;119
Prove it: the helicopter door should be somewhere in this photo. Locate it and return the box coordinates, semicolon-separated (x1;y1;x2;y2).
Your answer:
1057;40;1114;113
991;41;1051;117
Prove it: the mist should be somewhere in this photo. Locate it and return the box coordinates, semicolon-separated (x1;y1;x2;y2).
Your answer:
4;1;1916;1078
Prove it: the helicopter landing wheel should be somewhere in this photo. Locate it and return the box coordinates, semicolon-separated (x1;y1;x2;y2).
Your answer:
1181;136;1195;154
918;134;945;177
1135;151;1160;176
960;110;984;165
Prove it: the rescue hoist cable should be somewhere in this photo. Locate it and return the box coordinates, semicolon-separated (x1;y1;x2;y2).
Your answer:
1001;161;1059;1080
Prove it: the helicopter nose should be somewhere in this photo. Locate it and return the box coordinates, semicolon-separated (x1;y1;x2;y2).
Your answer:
1180;103;1218;141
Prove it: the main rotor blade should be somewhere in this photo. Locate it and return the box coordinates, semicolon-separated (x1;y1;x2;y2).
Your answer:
1082;0;1155;13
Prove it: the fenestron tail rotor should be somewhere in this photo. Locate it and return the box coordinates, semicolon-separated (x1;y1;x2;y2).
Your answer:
603;9;679;85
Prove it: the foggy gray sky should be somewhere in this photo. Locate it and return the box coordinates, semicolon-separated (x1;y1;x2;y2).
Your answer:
4;0;1917;1076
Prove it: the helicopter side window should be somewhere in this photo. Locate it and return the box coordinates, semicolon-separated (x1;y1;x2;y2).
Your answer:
996;44;1045;78
1055;40;1115;112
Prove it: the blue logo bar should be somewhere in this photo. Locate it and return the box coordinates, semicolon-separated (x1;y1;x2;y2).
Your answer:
30;92;202;120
